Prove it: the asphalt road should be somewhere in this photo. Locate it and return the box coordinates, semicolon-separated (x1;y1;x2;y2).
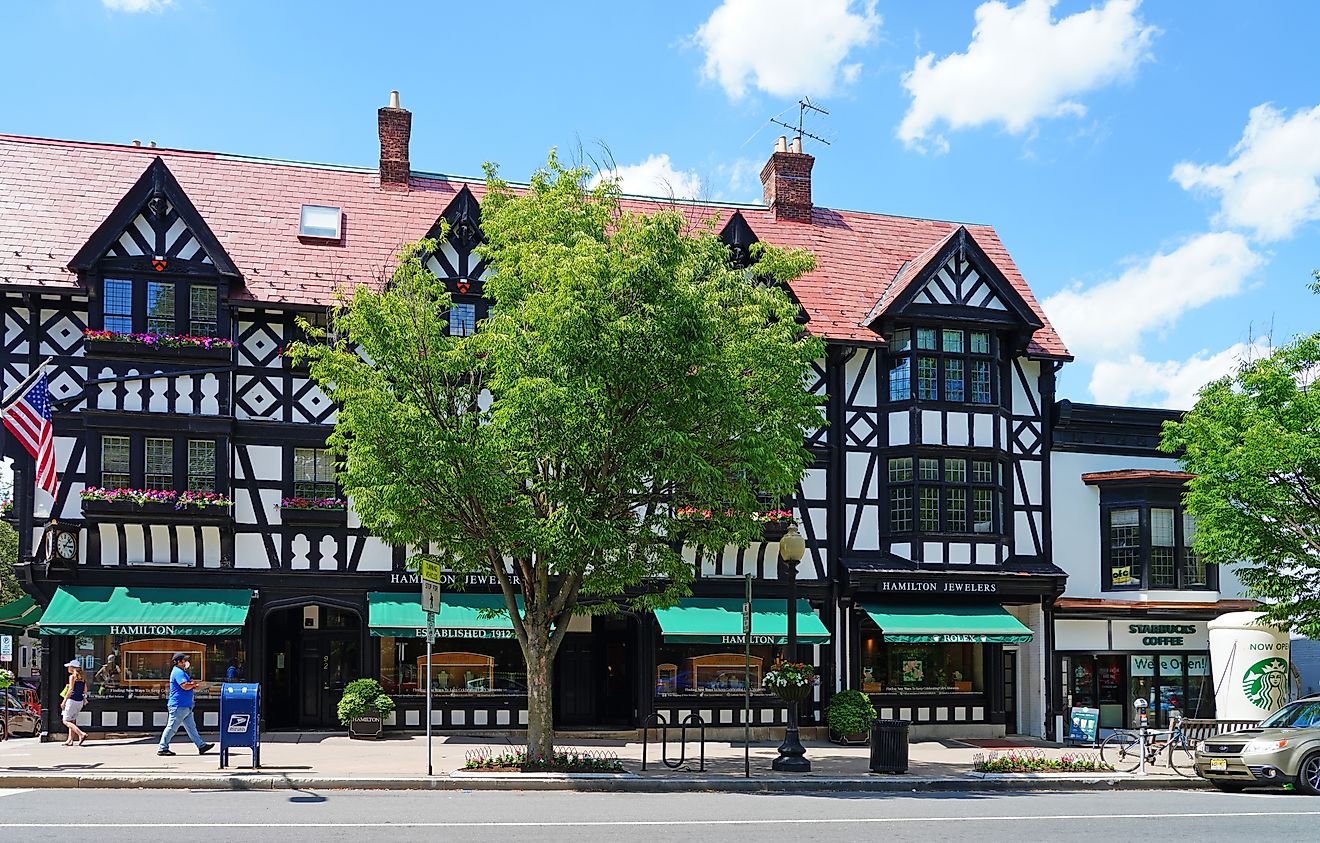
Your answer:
1;787;1319;842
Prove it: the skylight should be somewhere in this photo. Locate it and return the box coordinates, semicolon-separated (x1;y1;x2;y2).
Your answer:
300;205;342;240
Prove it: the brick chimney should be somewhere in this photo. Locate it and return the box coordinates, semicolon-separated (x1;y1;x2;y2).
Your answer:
378;90;411;190
760;136;814;223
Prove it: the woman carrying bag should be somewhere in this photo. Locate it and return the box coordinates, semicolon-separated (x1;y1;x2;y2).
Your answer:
61;660;89;746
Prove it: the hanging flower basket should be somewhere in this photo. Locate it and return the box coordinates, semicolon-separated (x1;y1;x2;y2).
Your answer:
763;660;817;703
772;683;814;703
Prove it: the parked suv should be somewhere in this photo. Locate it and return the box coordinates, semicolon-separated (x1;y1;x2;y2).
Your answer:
1196;696;1320;793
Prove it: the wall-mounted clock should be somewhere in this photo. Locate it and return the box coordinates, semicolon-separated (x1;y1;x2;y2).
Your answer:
46;525;79;564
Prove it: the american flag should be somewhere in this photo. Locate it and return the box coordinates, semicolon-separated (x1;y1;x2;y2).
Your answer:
2;370;59;496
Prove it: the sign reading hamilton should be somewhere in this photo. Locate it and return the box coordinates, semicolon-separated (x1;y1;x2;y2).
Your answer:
878;580;999;594
110;625;177;636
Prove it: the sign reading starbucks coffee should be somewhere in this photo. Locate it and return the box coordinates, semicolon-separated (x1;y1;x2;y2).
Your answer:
1110;621;1207;650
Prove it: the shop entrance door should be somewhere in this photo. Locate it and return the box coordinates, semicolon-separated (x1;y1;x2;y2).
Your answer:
1003;649;1018;735
553;617;636;729
555;634;597;727
264;604;360;729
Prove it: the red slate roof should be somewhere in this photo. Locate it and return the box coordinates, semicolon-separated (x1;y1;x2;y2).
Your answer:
0;134;1070;358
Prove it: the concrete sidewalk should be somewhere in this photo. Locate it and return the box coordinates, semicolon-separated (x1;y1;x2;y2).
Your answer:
0;731;1206;792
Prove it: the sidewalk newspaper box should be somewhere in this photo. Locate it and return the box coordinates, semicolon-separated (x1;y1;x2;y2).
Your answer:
219;682;260;769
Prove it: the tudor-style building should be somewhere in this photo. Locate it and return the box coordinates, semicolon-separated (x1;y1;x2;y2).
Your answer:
2;97;1075;740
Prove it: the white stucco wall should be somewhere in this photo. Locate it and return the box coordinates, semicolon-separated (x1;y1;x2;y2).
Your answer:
1050;451;1249;602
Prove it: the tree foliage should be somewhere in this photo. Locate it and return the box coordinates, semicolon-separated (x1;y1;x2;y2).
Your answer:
291;154;824;753
1161;331;1320;636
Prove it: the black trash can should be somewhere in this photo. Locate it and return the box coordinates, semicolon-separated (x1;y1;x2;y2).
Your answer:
869;719;910;773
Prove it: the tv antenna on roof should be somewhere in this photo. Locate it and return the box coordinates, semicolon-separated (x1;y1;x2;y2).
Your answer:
770;98;831;148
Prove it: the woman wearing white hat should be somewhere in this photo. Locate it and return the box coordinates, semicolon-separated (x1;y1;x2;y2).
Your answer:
61;659;89;746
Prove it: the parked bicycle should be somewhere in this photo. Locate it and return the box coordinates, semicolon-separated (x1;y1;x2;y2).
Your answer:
1099;714;1196;776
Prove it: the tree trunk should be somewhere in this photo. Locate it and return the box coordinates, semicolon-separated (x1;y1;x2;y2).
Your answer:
524;634;556;759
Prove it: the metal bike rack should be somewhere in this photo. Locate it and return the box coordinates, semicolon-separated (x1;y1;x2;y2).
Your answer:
641;712;706;772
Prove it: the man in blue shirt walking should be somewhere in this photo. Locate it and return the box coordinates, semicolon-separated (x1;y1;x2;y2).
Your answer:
158;652;214;757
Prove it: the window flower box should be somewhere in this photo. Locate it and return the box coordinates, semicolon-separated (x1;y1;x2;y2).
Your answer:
80;488;233;522
83;330;234;363
278;498;348;526
754;510;795;541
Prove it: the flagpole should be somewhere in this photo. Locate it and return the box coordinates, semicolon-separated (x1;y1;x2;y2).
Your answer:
0;357;54;410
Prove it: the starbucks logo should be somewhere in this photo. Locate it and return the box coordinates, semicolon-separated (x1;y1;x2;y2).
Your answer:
1241;657;1289;711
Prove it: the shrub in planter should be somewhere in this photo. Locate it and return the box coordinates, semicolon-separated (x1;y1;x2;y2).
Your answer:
827;689;877;744
337;678;396;739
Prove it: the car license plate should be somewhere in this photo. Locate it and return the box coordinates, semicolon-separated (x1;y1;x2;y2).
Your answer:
1210;758;1227;772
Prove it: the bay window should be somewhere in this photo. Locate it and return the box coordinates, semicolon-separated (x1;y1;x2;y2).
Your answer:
1102;503;1215;591
886;326;997;405
887;454;1004;536
96;277;226;338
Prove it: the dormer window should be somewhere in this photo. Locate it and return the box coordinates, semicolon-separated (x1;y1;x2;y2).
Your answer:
448;303;477;337
887;326;996;405
300;205;342;240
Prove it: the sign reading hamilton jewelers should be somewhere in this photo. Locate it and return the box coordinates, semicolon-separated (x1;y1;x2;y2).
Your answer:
390;572;522;587
877;580;999;594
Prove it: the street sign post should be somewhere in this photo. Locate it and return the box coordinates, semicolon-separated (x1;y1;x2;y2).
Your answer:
420;559;441;777
743;573;752;778
0;635;12;662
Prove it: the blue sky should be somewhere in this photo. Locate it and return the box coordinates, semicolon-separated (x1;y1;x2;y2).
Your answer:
3;0;1319;409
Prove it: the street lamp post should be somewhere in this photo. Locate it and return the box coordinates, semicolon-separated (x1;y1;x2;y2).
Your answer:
772;526;810;773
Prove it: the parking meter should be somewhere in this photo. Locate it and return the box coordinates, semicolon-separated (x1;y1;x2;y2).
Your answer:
1134;696;1149;728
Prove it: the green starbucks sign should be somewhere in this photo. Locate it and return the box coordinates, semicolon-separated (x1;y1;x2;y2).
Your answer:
1241;657;1289;711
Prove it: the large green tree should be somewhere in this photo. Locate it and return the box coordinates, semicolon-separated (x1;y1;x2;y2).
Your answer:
1161;321;1320;637
293;155;823;755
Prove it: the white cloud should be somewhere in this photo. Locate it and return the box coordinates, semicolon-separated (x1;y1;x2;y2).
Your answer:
898;0;1157;151
1089;340;1271;409
1172;103;1320;242
1043;231;1263;360
694;0;881;100
102;0;174;11
593;155;702;200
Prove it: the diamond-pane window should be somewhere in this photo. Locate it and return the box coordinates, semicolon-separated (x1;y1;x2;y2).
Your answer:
190;286;218;337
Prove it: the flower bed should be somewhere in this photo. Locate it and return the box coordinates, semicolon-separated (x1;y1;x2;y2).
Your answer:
81;487;233;510
462;747;625;774
973;750;1113;773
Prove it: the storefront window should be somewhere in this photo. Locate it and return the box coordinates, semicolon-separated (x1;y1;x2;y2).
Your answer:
378;637;526;696
655;644;781;696
75;635;246;700
859;632;984;694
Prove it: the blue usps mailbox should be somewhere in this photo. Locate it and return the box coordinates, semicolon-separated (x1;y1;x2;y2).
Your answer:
218;683;260;769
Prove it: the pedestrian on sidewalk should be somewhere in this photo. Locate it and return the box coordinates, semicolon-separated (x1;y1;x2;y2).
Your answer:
60;660;89;746
157;652;214;757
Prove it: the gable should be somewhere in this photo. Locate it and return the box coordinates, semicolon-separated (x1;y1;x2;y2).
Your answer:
423;186;486;293
913;254;1008;311
68;157;240;280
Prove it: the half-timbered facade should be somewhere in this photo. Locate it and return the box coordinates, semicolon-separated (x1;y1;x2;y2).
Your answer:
2;96;1074;739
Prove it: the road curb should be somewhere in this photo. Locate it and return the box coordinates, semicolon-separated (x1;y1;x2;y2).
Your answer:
0;772;1212;793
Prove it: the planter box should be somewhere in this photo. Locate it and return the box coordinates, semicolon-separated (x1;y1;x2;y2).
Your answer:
279;506;347;527
81;498;232;523
85;338;233;364
829;728;870;746
349;715;383;740
760;521;791;541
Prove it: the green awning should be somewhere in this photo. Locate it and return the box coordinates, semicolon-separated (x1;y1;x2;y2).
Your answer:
861;602;1033;644
368;592;521;639
654;598;831;645
38;587;253;637
0;594;42;635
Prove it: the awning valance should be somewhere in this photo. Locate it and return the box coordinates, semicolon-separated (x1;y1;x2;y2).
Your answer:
654;598;831;645
0;594;41;635
38;586;253;637
368;592;521;639
860;602;1033;644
